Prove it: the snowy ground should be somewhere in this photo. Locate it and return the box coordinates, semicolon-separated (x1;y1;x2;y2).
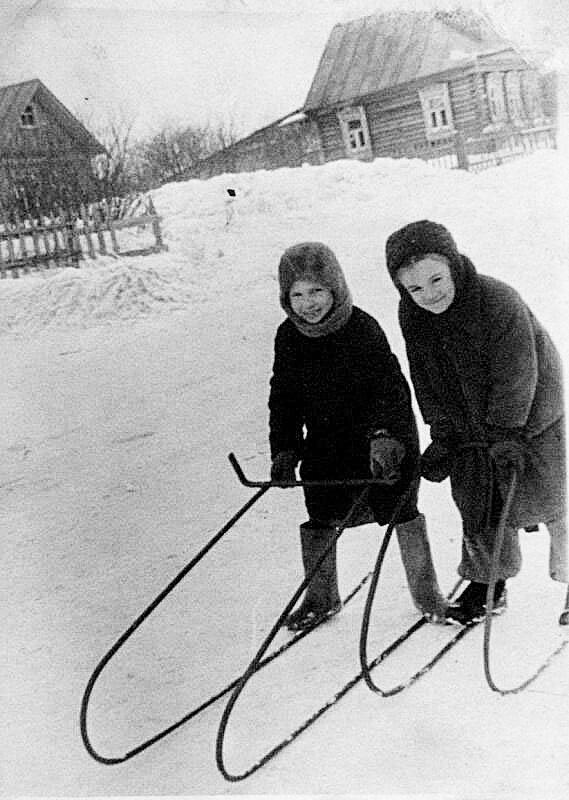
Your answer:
2;141;569;798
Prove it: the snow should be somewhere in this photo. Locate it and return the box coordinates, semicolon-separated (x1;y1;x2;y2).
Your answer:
2;143;569;798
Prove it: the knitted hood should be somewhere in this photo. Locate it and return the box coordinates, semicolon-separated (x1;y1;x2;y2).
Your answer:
385;220;482;334
278;241;353;337
385;219;464;296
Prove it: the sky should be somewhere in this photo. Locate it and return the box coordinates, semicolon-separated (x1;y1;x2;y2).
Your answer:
1;0;566;141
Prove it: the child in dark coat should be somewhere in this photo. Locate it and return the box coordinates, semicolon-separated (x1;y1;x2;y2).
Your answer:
269;241;448;631
385;219;567;625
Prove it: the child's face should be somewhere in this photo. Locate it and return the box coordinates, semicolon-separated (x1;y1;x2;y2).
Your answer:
289;279;334;324
397;255;455;314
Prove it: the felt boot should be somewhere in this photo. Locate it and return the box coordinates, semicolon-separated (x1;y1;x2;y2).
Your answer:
286;521;342;632
395;513;448;622
547;516;568;583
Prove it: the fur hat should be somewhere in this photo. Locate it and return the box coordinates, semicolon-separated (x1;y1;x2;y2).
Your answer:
278;242;352;337
385;220;461;283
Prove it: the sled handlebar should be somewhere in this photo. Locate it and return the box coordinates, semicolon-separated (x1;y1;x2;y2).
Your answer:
228;452;392;489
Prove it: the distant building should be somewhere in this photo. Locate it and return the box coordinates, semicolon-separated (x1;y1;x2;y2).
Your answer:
0;78;106;214
191;9;555;179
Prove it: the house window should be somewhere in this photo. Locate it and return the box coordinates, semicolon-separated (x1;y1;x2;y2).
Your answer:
486;73;507;123
419;84;454;141
20;104;36;128
504;72;524;122
337;106;372;158
347;119;366;149
520;70;543;122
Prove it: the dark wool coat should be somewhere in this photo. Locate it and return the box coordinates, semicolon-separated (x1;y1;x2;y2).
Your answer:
269;306;420;525
397;255;565;538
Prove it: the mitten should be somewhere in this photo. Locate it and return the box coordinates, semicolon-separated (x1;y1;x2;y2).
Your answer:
489;439;526;479
270;450;298;484
486;426;527;480
420;440;453;483
369;433;406;485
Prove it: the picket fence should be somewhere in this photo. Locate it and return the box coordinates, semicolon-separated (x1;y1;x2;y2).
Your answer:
0;194;167;278
389;123;557;172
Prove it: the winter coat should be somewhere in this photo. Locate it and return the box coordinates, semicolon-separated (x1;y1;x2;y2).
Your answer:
269;305;420;524
386;222;565;543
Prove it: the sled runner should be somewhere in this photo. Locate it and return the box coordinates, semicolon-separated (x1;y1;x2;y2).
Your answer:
359;521;471;696
79;455;387;765
483;469;569;695
81;453;567;778
215;458;473;782
216;457;569;782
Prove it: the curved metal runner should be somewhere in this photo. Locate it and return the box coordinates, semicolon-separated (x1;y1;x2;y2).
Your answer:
215;477;461;782
80;482;270;765
80;455;385;764
483;470;569;695
358;512;467;695
216;614;437;782
215;485;374;782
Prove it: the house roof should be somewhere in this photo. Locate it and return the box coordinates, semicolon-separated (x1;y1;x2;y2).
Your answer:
303;10;512;111
0;78;106;154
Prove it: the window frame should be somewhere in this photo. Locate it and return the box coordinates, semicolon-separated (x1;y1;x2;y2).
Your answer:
337;105;372;158
520;70;543;122
485;72;507;124
418;83;455;141
20;104;37;128
504;71;524;122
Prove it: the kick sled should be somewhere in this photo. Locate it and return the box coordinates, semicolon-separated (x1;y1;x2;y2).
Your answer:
80;452;569;781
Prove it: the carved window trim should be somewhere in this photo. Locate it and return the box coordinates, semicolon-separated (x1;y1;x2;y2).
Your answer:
486;72;507;123
337;106;372;157
418;83;455;141
504;71;524;122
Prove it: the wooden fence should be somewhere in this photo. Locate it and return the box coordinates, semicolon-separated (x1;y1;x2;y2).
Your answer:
461;124;557;172
390;124;557;172
0;194;167;278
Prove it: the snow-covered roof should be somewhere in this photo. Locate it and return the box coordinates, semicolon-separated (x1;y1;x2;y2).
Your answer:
303;9;510;111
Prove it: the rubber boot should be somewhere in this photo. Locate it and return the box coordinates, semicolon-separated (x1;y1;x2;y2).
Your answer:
547;516;568;583
445;579;507;625
286;521;341;631
395;513;448;622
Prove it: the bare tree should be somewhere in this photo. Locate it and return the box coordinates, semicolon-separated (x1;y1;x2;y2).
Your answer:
131;117;241;189
76;106;243;194
93;109;138;197
74;106;139;197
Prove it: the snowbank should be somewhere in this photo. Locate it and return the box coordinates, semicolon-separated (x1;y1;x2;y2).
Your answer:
4;149;566;337
0;256;197;334
3;137;569;798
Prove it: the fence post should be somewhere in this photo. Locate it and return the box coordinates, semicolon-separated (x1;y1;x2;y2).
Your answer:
39;207;55;270
15;212;30;274
147;195;165;251
94;203;107;255
27;210;43;271
455;131;469;171
80;203;96;259
0;226;6;279
4;214;17;276
69;209;82;267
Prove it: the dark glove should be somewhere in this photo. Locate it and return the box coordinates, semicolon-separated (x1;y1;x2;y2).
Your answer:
369;434;406;485
486;426;527;480
420;440;453;483
489;439;526;480
270;450;297;484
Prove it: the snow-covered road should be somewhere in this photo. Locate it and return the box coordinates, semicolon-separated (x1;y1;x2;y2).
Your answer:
2;148;568;796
